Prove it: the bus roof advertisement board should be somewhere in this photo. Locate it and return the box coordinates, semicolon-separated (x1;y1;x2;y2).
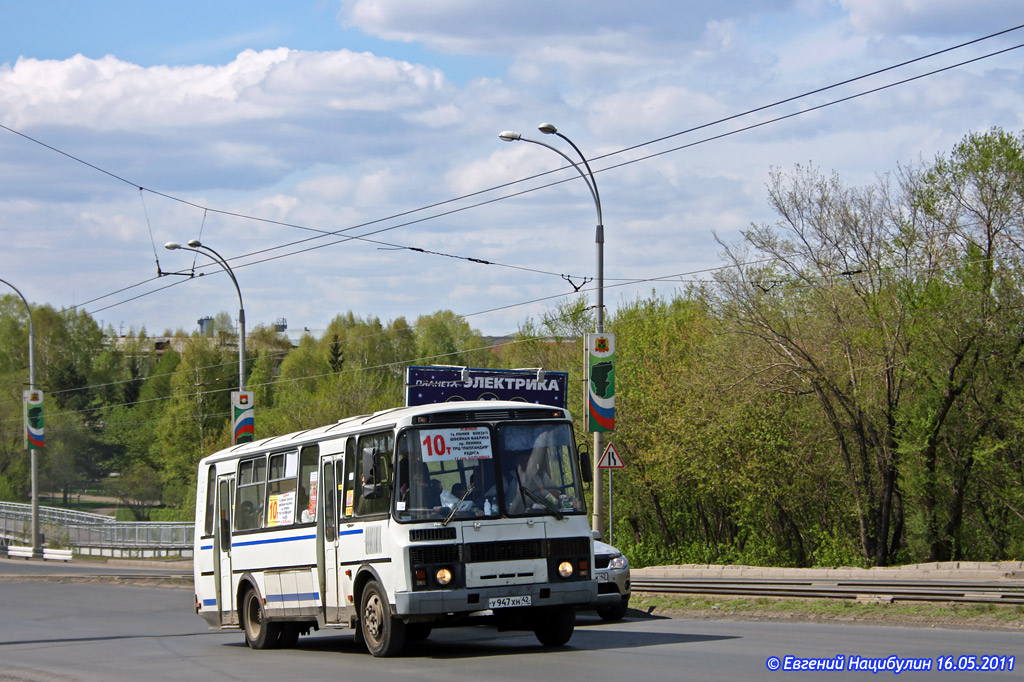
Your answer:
405;366;568;408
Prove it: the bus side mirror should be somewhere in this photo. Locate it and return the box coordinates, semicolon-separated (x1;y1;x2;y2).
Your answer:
577;443;592;483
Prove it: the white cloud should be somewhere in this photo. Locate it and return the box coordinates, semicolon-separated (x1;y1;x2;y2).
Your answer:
2;2;1023;340
0;48;449;130
839;0;1024;36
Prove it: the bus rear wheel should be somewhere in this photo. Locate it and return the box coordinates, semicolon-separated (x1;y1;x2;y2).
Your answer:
534;605;575;647
242;588;281;650
360;580;406;657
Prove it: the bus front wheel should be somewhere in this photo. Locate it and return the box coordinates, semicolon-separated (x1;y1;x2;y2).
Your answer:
534;605;575;647
359;580;406;657
242;588;281;650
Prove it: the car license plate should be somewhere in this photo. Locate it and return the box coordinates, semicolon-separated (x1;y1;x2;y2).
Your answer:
488;595;532;609
598;573;609;582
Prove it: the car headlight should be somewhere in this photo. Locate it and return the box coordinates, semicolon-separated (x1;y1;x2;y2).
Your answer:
557;561;574;578
607;554;629;570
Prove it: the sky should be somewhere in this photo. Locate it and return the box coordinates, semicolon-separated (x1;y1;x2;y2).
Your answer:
1;1;1023;344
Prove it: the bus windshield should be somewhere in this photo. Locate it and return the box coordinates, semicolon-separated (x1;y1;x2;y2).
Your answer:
394;421;584;522
496;423;584;517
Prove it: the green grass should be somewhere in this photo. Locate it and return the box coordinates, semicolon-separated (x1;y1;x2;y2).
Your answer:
632;594;1024;628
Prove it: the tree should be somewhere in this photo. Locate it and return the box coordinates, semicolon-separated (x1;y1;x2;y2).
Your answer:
414;310;492;368
715;165;917;565
896;128;1024;561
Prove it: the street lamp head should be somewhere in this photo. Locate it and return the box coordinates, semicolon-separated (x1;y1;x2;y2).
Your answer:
164;241;182;250
187;239;203;248
538;123;558;135
498;130;522;142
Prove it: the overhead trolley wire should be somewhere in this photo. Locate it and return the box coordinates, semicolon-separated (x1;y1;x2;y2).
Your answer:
3;24;1022;314
1;25;1022;411
81;34;1024;319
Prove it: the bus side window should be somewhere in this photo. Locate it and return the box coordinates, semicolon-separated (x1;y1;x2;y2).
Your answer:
323;460;336;542
355;432;392;516
235;456;266;531
267;451;298;526
344;439;356;517
204;466;216;537
298;445;318;524
218;478;232;552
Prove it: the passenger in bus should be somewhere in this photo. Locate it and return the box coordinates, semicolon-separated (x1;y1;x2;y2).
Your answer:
441;481;474;511
297;486;314;523
399;459;442;508
239;500;257;529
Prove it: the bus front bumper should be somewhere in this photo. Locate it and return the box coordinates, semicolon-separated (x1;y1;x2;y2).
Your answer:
395;579;597;616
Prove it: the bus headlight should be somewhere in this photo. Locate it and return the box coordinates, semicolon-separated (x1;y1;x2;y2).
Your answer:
435;567;453;585
557;561;574;578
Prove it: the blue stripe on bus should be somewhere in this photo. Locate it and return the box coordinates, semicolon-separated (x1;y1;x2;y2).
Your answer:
265;592;321;603
201;528;362;550
232;533;317;547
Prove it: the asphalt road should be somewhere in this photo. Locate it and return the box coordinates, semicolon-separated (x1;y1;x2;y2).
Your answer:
0;572;1020;682
0;556;188;577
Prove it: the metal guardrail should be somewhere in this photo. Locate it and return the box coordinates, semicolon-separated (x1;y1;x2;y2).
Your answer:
631;577;1024;604
0;501;115;526
64;522;193;548
0;501;192;552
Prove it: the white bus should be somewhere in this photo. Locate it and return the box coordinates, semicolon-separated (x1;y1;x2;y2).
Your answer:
193;400;596;656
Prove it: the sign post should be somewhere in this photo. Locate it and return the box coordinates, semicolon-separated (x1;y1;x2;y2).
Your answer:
597;442;624;544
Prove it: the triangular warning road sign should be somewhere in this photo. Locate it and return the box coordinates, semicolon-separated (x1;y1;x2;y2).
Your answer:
597;442;624;469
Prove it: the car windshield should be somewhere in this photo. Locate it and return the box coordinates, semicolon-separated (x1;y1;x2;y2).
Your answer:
393;421;585;522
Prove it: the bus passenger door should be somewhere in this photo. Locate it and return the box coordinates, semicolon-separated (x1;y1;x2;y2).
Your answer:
214;474;237;626
319;456;344;623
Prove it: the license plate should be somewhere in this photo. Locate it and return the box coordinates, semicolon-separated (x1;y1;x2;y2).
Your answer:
488;595;532;609
597;573;609;582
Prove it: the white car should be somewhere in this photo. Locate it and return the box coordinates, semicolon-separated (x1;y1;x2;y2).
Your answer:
588;540;631;621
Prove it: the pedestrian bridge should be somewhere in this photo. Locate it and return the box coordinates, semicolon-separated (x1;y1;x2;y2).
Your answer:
0;502;192;559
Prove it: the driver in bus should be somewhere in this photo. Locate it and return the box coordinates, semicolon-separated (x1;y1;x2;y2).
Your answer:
507;440;559;514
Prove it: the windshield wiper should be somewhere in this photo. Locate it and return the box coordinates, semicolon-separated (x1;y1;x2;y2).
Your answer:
441;485;474;527
521;485;563;520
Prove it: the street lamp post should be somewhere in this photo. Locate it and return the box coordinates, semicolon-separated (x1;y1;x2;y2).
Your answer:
165;240;249;441
0;278;41;558
499;124;608;537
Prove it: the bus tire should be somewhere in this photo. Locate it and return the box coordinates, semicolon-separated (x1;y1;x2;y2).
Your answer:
242;588;282;650
533;605;575;647
359;580;405;657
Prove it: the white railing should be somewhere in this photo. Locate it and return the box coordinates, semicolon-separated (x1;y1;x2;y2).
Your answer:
0;501;116;526
0;502;192;555
64;522;193;548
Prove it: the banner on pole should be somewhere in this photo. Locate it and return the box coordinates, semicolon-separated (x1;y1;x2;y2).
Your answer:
586;333;616;432
232;391;255;444
24;390;44;450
